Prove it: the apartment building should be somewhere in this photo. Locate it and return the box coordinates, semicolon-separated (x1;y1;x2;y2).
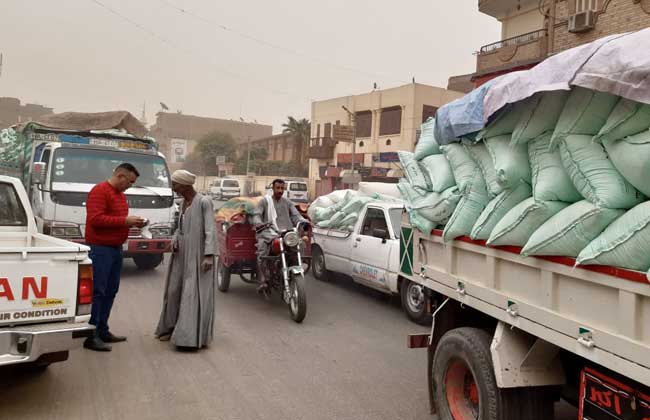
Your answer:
149;112;272;173
308;83;463;195
248;132;307;165
473;0;650;85
0;97;53;129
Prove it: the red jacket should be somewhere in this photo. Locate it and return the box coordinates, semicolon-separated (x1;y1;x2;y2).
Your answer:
85;181;129;247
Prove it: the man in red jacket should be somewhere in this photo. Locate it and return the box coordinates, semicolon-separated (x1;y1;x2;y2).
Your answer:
84;163;146;352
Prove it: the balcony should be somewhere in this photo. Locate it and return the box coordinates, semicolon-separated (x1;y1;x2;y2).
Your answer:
476;29;548;75
479;0;539;18
309;137;337;160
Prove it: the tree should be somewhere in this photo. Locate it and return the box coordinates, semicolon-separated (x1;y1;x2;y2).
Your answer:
183;131;237;176
282;116;310;166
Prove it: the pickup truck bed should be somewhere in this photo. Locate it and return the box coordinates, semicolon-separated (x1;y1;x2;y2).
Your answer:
403;224;650;387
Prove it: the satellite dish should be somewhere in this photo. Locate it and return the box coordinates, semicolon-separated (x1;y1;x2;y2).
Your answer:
160;102;169;111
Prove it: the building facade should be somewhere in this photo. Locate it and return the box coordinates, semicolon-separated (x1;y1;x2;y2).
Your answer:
149;112;272;173
248;132;307;165
0;97;53;129
473;0;650;85
308;83;463;196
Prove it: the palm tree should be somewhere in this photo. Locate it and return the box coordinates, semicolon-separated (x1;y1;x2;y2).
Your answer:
282;116;310;167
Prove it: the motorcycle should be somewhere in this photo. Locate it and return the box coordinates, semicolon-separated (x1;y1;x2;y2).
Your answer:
216;220;310;323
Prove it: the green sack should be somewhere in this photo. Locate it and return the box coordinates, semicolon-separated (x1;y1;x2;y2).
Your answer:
594;98;650;144
341;195;374;214
312;206;337;223
398;151;431;193
441;143;479;193
602;132;650;197
477;102;527;140
577;201;650;271
470;182;532;240
414;117;441;160
528;133;582;202
411;187;461;224
521;200;624;257
550;87;619;148
465;142;502;198
408;208;437;234
511;90;570;145
339;212;359;229
397;179;423;204
485;135;531;190
487;198;570;247
419;154;456;193
317;210;346;228
559;134;645;209
442;167;490;242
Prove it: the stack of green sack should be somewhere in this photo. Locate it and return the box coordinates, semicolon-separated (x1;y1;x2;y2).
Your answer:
309;189;402;231
397;117;461;233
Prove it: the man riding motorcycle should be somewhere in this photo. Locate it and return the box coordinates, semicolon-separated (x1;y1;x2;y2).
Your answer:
252;178;307;293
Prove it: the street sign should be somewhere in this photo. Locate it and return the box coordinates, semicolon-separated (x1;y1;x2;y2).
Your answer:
333;125;354;143
215;155;226;165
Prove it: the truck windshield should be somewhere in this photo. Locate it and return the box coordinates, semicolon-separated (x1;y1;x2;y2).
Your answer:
0;182;28;226
290;183;307;191
51;148;170;188
222;180;239;188
389;208;402;239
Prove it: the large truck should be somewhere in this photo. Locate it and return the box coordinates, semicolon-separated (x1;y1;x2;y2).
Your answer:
1;112;174;270
0;175;94;368
401;222;650;420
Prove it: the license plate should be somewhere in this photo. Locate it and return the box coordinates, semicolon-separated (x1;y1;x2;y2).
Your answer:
579;368;650;420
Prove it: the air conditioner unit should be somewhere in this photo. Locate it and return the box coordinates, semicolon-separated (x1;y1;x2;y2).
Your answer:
568;10;596;33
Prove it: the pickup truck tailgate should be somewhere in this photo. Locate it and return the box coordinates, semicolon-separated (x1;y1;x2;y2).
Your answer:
0;250;81;326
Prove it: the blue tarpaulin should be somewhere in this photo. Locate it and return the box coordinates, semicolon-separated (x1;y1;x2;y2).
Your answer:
433;79;497;145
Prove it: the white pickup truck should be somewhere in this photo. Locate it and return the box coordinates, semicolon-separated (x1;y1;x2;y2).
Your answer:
402;218;650;420
311;201;431;324
0;175;94;369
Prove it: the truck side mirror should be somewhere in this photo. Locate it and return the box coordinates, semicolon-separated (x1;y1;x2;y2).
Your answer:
31;162;47;185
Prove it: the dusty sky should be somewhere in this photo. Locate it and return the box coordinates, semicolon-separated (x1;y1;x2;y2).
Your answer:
0;0;499;133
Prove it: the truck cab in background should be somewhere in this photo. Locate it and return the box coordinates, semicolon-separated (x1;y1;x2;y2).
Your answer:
26;127;174;270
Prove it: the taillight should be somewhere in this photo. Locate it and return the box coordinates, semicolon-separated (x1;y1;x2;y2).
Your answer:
77;264;93;315
271;238;282;255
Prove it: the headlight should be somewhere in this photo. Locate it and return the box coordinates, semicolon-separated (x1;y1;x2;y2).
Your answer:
44;222;82;239
150;224;172;238
283;231;300;248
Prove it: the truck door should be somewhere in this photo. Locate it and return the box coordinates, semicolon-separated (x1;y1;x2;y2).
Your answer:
349;206;394;291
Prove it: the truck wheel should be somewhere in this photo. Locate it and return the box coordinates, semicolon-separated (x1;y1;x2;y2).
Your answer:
400;279;432;325
133;254;164;270
432;328;554;420
311;246;328;281
216;259;231;293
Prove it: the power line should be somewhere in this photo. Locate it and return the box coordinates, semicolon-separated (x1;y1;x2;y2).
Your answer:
155;0;409;85
90;0;311;103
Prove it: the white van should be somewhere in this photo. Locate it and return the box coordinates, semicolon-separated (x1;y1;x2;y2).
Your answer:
209;178;241;200
266;180;309;203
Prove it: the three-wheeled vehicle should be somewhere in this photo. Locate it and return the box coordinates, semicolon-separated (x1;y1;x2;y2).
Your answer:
215;215;312;323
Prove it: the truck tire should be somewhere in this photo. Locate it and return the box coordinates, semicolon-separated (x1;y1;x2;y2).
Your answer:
400;279;432;325
311;246;329;281
432;328;554;420
133;254;164;270
216;259;231;293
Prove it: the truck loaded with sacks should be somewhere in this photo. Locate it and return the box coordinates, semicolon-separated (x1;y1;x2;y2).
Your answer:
396;30;650;420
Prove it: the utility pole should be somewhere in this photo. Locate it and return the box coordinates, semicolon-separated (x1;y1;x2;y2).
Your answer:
245;135;252;175
341;105;357;179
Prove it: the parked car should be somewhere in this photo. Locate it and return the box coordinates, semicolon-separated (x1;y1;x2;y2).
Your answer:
310;201;430;324
209;178;241;200
265;180;309;203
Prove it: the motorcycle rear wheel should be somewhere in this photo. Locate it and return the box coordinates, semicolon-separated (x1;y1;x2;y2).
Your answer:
288;275;307;323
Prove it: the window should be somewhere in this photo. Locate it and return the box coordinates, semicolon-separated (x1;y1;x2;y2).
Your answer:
222;180;239;188
361;207;389;237
324;122;332;139
422;105;438;123
379;106;402;136
386;139;391;146
359;141;364;148
0;182;28;226
316;124;321;138
355;111;372;138
389;208;402;239
576;0;599;12
40;148;51;164
289;182;307;191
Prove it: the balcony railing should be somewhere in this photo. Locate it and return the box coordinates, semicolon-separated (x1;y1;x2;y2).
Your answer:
309;137;337;160
479;29;547;55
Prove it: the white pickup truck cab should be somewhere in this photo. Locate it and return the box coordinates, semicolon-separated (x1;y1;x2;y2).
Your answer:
311;201;431;324
0;175;94;369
